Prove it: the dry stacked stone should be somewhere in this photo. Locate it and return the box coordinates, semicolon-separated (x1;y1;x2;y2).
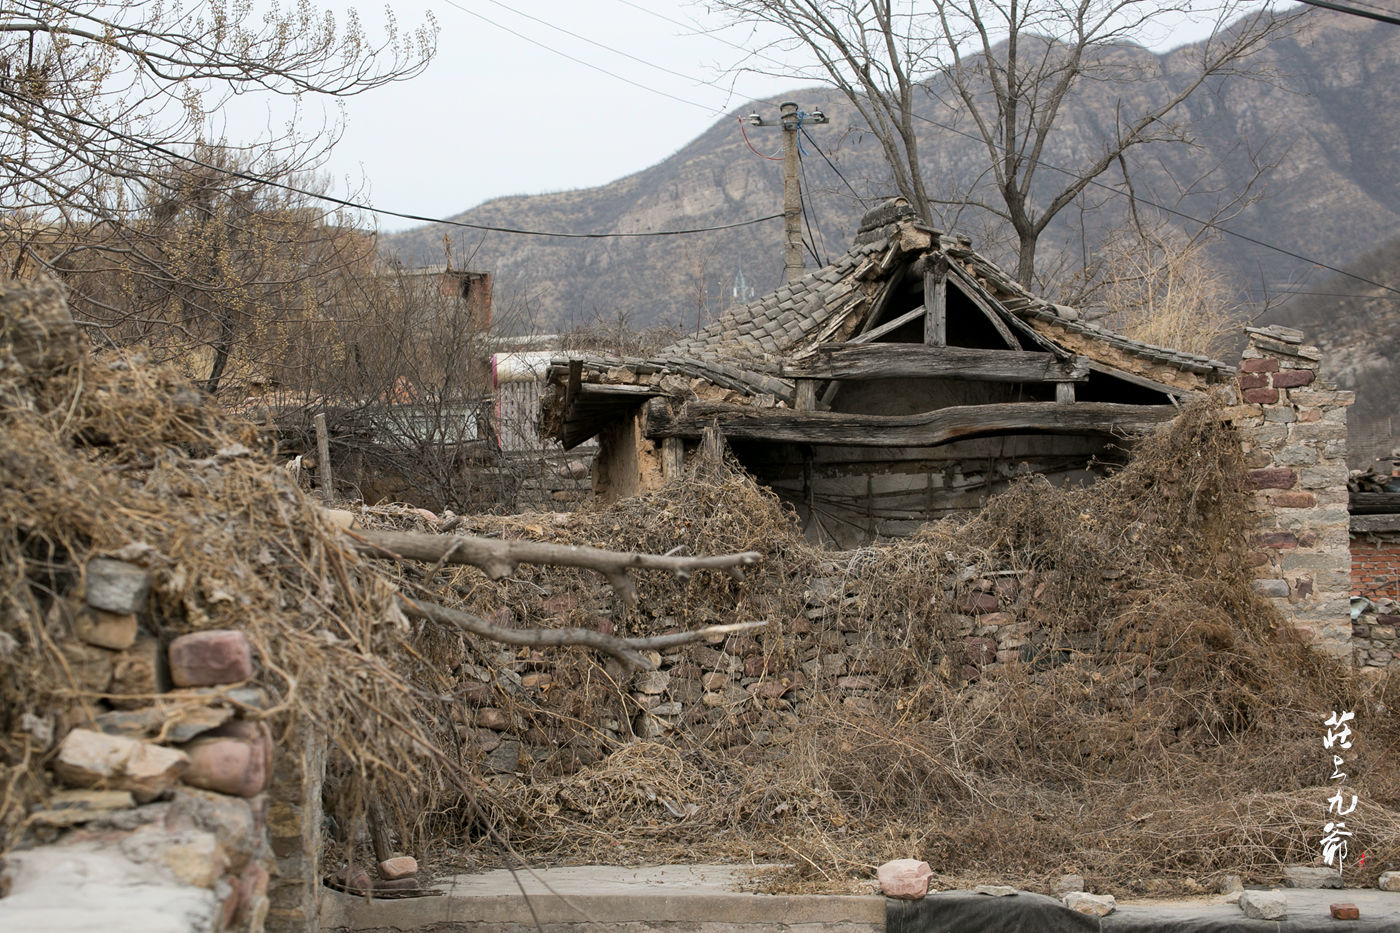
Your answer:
27;555;275;932
1226;325;1354;658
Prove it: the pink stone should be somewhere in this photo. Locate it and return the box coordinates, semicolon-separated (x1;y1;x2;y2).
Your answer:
1239;358;1280;373
378;856;418;880
1246;468;1297;490
181;736;267;797
1243;387;1279;404
208;719;273;784
959;593;1000;614
1272;370;1314;388
878;859;933;899
234;863;270;925
168;630;254;687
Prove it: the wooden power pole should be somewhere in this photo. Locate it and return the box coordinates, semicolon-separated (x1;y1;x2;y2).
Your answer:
746;102;828;283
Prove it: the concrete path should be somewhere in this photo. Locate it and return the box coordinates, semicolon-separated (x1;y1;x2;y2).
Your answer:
320;863;884;933
321;864;1400;933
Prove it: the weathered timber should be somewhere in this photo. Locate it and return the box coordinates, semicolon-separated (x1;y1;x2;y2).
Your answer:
1352;513;1400;533
924;259;947;347
399;597;768;671
1056;381;1076;403
643;398;1175;448
782;344;1089;383
945;262;1020;349
1351;492;1400;515
661;436;684;478
848;305;926;344
794;379;817;410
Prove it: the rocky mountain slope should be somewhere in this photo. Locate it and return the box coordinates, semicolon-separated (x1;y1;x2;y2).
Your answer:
1261;234;1400;466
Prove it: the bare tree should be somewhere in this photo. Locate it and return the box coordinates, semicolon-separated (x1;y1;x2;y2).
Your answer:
715;0;1297;287
0;0;434;229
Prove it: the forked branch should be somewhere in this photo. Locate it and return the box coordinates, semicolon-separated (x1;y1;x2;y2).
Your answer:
396;597;767;671
347;526;763;607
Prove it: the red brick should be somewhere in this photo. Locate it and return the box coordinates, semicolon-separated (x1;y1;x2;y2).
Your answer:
1330;904;1359;920
1272;491;1317;508
1243;387;1280;404
1240;358;1280;373
1237;372;1269;390
1271;369;1315;388
1247;468;1297;490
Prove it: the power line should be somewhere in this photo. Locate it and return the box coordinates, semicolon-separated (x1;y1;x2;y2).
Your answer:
472;0;734;102
908;111;1400;298
801;127;870;208
29;100;783;239
1294;0;1400;27
797;145;828;266
438;0;719;113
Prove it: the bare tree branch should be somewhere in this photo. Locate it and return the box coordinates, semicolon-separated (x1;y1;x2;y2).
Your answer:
347;526;764;608
396;597;768;672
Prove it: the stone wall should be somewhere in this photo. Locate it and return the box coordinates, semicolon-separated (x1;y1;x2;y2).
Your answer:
1351;596;1400;671
0;562;275;932
1228;325;1354;658
460;568;1067;774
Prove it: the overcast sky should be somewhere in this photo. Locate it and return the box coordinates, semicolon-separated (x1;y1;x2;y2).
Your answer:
217;0;1234;233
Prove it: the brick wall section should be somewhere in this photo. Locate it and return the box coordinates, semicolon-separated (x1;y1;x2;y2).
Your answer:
1225;326;1354;658
1351;532;1400;602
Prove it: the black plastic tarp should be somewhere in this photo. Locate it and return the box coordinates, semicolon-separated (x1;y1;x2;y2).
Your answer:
887;888;1400;932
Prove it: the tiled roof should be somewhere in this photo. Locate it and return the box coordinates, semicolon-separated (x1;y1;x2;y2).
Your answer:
661;238;887;368
548;200;1236;420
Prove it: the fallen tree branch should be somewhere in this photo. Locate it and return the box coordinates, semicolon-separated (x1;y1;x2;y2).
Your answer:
395;596;766;671
347;526;763;607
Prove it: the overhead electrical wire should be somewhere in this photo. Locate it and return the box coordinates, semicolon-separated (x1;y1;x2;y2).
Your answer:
907;110;1400;297
444;0;1396;294
1294;0;1400;27
801;127;870;208
739;116;783;160
437;0;719;113
797;144;828;266
471;0;735;100
28;100;783;239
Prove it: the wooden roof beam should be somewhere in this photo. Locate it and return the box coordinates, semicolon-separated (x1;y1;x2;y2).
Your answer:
643;398;1175;448
782;344;1090;383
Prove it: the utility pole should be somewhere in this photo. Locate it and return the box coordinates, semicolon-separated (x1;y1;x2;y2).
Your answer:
747;102;828;283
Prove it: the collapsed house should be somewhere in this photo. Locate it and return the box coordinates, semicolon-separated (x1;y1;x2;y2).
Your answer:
542;199;1236;546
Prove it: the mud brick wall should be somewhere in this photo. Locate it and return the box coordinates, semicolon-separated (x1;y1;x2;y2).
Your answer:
1228;325;1354;658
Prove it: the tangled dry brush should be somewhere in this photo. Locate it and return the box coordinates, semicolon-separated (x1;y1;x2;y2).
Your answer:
2;280;1396;896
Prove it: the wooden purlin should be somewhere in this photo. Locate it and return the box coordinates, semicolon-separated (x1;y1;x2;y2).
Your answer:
782;344;1090;383
643;398;1176;448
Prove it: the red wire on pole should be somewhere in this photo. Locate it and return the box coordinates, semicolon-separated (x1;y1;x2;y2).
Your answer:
738;116;783;161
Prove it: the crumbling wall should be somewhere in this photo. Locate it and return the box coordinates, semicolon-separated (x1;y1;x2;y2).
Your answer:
1228;325;1354;657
